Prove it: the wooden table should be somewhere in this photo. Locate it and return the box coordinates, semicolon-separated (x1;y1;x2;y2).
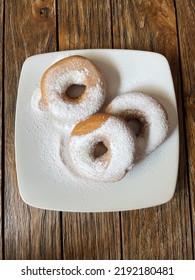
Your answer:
0;0;194;260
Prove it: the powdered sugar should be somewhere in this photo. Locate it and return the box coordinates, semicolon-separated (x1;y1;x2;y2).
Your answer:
48;81;104;125
44;68;89;95
106;92;169;160
68;116;135;182
29;89;74;183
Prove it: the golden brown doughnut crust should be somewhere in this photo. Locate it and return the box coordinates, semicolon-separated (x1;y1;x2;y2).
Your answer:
71;114;110;136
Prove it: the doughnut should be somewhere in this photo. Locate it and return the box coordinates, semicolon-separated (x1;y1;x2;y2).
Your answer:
105;92;169;160
69;113;136;182
41;55;106;124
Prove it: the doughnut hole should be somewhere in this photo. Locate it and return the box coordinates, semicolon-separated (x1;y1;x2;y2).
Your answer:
64;84;86;102
120;111;147;137
127;118;143;137
91;138;110;167
93;141;108;159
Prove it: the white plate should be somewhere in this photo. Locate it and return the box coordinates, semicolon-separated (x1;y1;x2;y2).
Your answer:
15;49;179;212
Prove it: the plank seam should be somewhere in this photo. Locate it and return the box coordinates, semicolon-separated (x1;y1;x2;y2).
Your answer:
56;0;59;51
173;0;194;260
119;211;123;260
110;0;123;260
110;0;114;49
56;0;63;260
1;0;5;260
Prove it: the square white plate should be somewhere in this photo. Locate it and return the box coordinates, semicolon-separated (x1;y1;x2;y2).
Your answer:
15;49;179;212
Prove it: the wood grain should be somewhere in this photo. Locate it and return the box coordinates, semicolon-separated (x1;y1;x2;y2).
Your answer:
57;0;121;259
58;0;112;50
62;212;121;259
175;0;195;256
0;0;4;260
111;0;193;259
4;0;61;259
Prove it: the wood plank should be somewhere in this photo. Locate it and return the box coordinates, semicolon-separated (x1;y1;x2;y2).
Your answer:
57;0;121;259
111;0;193;259
4;0;61;259
175;0;195;256
0;0;4;260
62;212;121;259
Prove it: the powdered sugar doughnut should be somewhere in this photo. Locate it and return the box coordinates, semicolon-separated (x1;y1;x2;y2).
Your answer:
105;92;169;160
41;55;106;124
69;114;136;182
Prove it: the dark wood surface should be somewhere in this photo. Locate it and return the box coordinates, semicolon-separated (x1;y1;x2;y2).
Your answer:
1;0;194;260
0;0;3;261
176;0;195;253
